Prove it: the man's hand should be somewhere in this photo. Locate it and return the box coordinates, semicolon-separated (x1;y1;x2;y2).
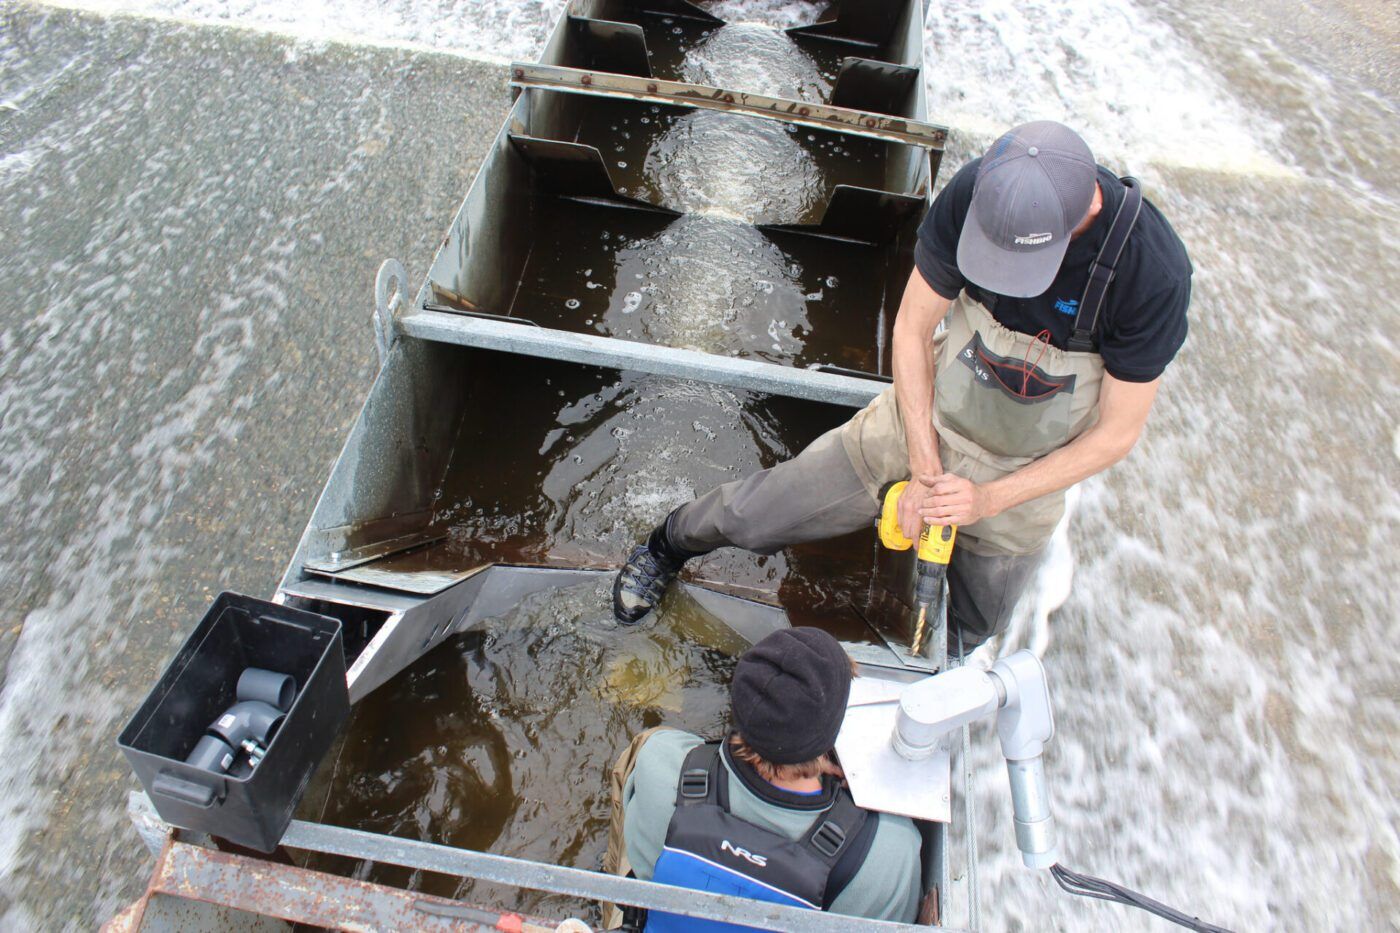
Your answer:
897;474;938;541
920;473;999;527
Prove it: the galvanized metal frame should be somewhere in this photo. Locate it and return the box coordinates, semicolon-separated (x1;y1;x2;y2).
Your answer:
508;63;948;148
127;792;968;932
399;308;886;408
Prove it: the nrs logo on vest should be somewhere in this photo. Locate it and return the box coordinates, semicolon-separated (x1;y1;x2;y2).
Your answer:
720;839;768;867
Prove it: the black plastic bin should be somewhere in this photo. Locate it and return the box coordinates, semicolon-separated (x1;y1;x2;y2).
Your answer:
118;592;350;851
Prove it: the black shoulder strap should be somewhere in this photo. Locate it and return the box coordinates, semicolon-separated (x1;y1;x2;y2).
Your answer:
824;809;880;908
674;741;726;809
798;788;872;907
1067;176;1143;353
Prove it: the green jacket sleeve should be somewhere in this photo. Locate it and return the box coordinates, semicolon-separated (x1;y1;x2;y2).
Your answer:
621;728;703;880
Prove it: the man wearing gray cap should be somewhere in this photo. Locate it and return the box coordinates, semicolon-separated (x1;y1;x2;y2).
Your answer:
615;121;1193;647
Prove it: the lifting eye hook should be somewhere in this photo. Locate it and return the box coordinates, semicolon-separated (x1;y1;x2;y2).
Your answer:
374;258;410;368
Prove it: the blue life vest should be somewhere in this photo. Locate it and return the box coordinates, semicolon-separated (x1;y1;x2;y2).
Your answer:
644;741;874;933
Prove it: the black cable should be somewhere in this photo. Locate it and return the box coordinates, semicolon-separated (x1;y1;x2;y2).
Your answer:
1049;863;1234;933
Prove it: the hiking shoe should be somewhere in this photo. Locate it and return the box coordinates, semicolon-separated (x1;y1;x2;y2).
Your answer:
613;543;685;625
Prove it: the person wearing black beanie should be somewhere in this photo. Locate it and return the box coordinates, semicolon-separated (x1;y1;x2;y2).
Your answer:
602;628;922;928
730;627;853;766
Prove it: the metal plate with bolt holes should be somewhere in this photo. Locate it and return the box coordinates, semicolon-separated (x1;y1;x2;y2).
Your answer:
837;676;952;823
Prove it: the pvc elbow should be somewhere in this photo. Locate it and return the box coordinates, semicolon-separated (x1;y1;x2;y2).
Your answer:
208;700;286;749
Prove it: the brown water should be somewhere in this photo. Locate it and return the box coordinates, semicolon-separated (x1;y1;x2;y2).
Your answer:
298;578;746;920
351;347;882;636
572;98;890;224
506;205;894;369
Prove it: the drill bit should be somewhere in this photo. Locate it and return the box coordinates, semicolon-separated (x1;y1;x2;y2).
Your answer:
909;603;930;656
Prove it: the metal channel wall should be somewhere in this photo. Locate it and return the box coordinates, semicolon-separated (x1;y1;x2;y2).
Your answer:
122;1;988;930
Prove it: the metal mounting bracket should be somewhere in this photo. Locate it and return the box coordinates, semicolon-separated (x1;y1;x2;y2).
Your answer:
374;258;409;367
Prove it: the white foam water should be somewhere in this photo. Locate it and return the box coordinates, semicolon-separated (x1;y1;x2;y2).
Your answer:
33;0;562;60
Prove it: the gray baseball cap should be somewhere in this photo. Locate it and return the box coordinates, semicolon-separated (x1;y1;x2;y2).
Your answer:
957;121;1098;298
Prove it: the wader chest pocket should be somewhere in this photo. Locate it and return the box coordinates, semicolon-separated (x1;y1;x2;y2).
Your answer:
938;333;1077;459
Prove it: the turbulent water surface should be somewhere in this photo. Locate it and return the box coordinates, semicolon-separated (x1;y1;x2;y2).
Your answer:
1;0;1396;930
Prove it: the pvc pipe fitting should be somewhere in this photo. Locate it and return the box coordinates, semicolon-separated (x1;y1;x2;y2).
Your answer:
209;700;286;749
236;668;297;711
186;734;237;774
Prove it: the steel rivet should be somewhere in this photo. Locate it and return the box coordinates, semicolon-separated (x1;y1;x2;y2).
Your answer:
798;107;810;116
647;83;657;93
581;75;592;86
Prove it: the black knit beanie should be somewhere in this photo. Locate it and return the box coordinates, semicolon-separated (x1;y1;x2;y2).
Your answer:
730;627;852;765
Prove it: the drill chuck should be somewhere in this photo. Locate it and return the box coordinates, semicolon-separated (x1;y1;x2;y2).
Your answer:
914;563;944;607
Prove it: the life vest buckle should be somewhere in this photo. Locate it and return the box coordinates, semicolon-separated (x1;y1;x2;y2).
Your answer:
679;768;709;799
811;819;847;857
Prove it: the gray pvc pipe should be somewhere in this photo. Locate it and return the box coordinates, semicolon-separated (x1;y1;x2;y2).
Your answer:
236;667;297;711
185;734;236;773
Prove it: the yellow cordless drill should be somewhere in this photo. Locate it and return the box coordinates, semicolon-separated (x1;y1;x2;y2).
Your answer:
878;481;957;656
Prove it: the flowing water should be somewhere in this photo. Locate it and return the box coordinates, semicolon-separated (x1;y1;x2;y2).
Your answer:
1;0;1396;930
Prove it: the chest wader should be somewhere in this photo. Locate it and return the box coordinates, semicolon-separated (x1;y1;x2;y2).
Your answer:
845;177;1143;558
638;742;875;933
934;177;1143;551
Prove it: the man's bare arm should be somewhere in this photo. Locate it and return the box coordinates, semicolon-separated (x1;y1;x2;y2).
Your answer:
890;268;953;537
920;373;1161;526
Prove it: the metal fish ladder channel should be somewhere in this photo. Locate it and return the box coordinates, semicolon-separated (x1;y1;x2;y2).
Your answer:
115;1;982;930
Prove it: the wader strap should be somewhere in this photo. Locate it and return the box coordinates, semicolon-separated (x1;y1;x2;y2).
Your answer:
1067;176;1143;353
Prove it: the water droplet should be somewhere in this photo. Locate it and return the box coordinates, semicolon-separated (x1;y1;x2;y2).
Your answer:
825;275;840;288
564;298;580;309
622;291;643;314
617;161;627;169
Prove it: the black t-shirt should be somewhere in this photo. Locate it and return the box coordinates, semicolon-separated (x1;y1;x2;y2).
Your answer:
914;158;1193;382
